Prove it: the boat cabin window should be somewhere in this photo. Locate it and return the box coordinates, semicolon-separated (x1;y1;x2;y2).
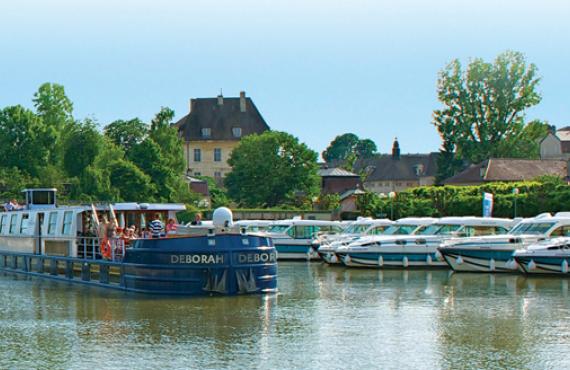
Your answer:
417;224;442;235
345;224;371;234
0;215;7;234
19;214;30;234
31;190;55;205
62;211;73;235
434;224;462;235
9;214;17;234
369;226;389;235
47;212;58;235
549;226;570;237
510;222;555;235
268;224;290;233
289;225;320;239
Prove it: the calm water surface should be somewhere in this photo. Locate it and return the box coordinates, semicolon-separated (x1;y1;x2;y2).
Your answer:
1;263;570;369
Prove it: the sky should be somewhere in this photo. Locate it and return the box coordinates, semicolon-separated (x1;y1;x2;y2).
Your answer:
1;0;569;159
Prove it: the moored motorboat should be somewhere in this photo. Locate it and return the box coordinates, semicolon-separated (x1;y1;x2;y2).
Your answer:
336;217;438;267
263;219;343;260
515;237;570;275
316;218;394;264
0;189;277;295
339;217;515;269
439;213;570;273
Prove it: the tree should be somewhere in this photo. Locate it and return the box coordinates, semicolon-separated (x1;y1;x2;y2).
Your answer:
225;131;320;207
322;133;378;163
0;105;51;176
433;51;542;180
104;118;148;154
108;159;156;201
32;83;74;164
148;107;185;174
63;118;103;178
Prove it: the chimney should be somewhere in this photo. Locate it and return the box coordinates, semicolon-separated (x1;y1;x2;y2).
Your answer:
240;91;246;112
217;94;223;106
189;99;194;112
392;137;400;160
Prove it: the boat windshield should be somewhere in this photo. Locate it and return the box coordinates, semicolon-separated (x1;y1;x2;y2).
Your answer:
510;222;555;235
416;224;446;235
343;224;371;234
434;224;463;235
384;224;418;235
267;224;290;233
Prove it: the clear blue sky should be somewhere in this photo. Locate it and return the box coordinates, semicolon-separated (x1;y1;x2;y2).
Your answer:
1;1;569;159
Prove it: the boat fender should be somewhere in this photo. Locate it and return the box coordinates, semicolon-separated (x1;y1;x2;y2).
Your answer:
402;256;409;268
456;256;463;265
562;260;569;274
378;256;383;267
527;260;536;271
306;249;313;261
435;250;443;261
489;259;496;272
330;254;338;263
343;255;351;264
426;255;432;265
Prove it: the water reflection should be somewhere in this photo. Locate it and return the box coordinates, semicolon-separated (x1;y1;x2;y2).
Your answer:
2;265;570;369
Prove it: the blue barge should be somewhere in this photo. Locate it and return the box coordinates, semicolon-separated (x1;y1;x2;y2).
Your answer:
0;189;277;295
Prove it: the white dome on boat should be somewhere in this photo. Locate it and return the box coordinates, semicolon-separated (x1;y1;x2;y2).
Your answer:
213;207;233;228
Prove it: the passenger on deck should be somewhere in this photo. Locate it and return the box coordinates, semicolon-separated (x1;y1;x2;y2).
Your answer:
191;213;202;225
149;214;164;238
166;218;177;236
3;199;22;211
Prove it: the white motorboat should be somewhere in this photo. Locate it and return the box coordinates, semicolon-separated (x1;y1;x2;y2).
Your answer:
316;218;394;264
439;212;570;273
515;237;570;275
263;219;343;260
338;217;515;268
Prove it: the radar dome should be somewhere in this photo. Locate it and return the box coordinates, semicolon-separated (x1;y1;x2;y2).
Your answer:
213;207;233;228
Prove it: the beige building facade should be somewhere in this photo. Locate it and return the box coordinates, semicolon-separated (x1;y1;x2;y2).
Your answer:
175;91;270;181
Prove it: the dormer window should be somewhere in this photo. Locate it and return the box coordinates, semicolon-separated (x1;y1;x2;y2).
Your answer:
201;128;211;138
232;127;242;138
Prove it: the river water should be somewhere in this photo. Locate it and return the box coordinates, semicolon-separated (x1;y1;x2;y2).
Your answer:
1;263;570;369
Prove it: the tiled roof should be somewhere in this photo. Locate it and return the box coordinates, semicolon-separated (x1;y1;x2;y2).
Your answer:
175;94;270;141
353;153;439;181
444;158;568;184
318;168;359;177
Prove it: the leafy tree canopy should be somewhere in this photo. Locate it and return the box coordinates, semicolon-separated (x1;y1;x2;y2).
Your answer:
433;51;543;180
322;133;377;163
104;118;148;154
225;131;320;207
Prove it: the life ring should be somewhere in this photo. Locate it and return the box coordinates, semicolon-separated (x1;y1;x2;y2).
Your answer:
101;238;112;260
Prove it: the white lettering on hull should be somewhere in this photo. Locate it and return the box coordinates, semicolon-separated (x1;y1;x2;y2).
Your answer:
238;253;277;264
170;254;224;264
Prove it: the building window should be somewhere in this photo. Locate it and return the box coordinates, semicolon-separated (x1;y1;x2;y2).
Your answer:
214;171;222;178
214;148;222;162
194;148;201;162
195;172;201;176
201;128;211;138
232;127;242;138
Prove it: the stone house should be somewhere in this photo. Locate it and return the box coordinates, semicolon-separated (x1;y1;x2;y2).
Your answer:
175;91;270;182
540;126;570;160
353;138;438;194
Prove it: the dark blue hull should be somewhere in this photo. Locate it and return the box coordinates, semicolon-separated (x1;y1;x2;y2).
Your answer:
0;233;278;296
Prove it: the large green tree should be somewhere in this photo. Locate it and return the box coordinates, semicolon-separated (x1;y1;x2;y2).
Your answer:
322;133;377;163
104;118;148;154
0;105;51;176
225;131;320;207
63;118;103;178
32;83;74;164
433;51;543;180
